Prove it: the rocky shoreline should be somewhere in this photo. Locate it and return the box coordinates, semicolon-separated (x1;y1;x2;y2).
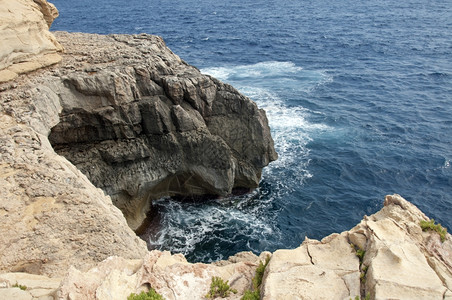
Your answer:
0;195;451;299
0;1;451;299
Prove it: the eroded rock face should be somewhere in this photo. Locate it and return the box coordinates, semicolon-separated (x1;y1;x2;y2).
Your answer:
0;0;63;83
261;233;361;299
47;32;277;230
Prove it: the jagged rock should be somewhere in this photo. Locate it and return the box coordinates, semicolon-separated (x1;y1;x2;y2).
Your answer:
0;195;450;299
260;194;451;300
0;272;61;300
0;0;63;83
45;32;277;230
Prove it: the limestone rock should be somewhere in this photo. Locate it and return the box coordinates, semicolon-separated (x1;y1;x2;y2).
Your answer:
362;194;452;299
261;234;361;300
0;112;148;276
260;194;451;300
0;272;61;300
45;32;277;229
57;256;142;300
57;251;264;300
0;0;63;83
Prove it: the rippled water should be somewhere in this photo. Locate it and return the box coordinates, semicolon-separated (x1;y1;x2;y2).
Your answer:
52;0;452;262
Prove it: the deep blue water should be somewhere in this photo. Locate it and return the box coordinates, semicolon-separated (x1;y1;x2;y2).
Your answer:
51;0;452;262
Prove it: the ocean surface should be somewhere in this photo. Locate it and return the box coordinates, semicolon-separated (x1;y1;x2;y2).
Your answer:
51;0;452;262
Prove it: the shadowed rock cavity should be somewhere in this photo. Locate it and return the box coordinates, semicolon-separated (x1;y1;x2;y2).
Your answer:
48;32;277;230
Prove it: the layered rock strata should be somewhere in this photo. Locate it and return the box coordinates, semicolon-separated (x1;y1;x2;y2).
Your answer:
0;0;63;83
47;31;277;229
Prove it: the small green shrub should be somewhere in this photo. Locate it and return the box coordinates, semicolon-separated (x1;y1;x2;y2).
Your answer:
241;255;270;300
350;293;370;300
360;265;368;283
13;283;27;291
252;255;270;290
241;290;260;300
356;249;365;263
420;219;447;242
127;288;164;300
206;276;237;299
350;244;366;264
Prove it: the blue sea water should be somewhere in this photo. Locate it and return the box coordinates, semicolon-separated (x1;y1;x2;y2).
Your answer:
51;0;452;262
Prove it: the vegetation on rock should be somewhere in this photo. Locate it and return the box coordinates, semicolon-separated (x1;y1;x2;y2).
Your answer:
350;244;366;265
13;283;27;290
420;219;447;242
127;288;164;300
241;255;271;300
351;294;370;300
206;276;237;298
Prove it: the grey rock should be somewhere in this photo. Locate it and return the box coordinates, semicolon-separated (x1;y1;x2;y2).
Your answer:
47;32;277;229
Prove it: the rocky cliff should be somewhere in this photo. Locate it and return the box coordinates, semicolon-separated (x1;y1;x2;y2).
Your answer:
0;0;276;277
0;0;63;83
47;31;277;230
1;2;451;300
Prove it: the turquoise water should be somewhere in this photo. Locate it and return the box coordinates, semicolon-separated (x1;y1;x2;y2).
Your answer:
51;0;452;262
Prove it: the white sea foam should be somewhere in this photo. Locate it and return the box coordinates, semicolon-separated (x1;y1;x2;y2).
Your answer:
148;197;278;261
203;62;331;183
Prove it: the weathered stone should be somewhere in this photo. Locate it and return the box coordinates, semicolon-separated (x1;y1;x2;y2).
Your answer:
362;194;451;299
0;272;61;290
0;195;450;299
43;32;277;229
261;235;360;300
56;251;262;300
0;0;63;82
57;256;142;300
0;113;148;276
0;288;32;300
